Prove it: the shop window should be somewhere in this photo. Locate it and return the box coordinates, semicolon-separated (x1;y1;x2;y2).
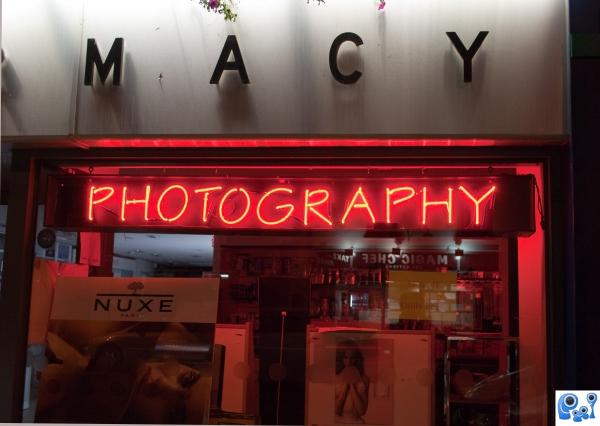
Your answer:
21;164;547;425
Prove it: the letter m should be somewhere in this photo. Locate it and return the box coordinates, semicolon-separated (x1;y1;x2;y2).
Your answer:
84;38;124;86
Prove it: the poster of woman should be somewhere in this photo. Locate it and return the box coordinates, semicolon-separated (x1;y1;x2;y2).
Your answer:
335;340;371;424
306;328;433;426
331;335;394;425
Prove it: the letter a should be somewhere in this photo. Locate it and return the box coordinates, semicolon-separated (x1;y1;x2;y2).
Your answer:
210;35;250;84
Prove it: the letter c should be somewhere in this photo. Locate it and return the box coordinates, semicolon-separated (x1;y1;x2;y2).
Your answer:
329;32;363;84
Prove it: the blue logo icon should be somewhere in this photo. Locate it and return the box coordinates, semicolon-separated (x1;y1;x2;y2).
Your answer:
557;391;599;423
559;393;579;420
588;393;597;419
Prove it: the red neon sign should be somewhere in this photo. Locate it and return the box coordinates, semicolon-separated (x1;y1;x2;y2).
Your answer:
121;185;151;222
458;185;496;225
157;185;189;222
194;186;223;222
386;186;416;224
46;175;535;235
304;189;333;227
257;187;295;226
88;186;114;221
341;186;376;225
218;187;251;225
422;187;453;225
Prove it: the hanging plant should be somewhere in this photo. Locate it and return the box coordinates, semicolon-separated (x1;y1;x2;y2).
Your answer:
308;0;386;10
198;0;385;22
198;0;238;22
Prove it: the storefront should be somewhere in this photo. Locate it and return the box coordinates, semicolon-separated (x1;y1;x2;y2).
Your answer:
0;0;571;424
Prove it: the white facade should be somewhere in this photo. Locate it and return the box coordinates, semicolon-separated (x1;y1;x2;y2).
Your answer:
2;0;568;138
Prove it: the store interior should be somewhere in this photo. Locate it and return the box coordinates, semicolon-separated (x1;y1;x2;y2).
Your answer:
29;229;513;423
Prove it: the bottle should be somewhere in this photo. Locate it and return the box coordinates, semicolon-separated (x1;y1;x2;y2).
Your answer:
320;298;330;319
360;272;367;286
330;297;337;318
374;269;381;286
341;293;350;318
369;270;376;286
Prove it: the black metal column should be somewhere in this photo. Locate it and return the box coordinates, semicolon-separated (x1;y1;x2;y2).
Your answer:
544;146;577;426
570;6;600;389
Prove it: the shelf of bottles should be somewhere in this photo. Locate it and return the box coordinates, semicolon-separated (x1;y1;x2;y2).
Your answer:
309;265;387;326
453;271;503;334
219;247;505;334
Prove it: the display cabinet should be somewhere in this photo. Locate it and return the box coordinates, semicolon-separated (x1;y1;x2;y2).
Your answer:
444;335;519;426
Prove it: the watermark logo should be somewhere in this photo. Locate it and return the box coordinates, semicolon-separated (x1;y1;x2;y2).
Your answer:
556;391;599;423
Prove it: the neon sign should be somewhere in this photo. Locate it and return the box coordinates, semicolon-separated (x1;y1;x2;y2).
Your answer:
46;175;535;234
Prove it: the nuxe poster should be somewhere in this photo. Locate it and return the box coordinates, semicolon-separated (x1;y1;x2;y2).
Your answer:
28;258;89;345
35;277;219;424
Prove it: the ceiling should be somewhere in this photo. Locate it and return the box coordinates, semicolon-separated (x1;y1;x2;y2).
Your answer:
113;232;498;268
113;233;214;266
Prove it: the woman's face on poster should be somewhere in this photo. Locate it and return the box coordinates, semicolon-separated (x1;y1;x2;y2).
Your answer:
343;349;359;367
129;359;201;423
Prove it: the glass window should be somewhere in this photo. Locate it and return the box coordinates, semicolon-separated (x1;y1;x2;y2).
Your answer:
22;163;547;425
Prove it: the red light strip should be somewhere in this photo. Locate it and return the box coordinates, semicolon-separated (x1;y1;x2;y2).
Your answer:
91;138;542;149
